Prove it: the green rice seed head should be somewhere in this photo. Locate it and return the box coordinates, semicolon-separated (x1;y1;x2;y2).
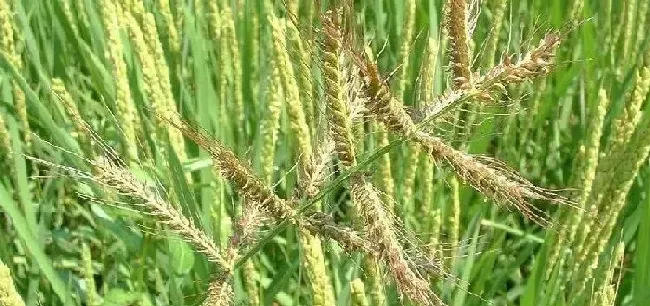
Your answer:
141;12;187;160
243;260;261;306
286;20;315;131
350;278;369;306
0;115;10;157
102;0;139;161
374;123;396;212
363;256;387;306
481;0;506;70
400;144;420;215
259;63;284;184
0;0;28;146
155;0;180;54
61;0;80;36
569;0;585;25
270;15;333;304
0;258;26;306
74;0;90;27
592;242;624;305
546;88;610;279
269;14;314;186
575;96;650;292
81;243;99;306
397;0;416;99
224;6;245;135
300;229;336;306
51;78;92;155
447;176;461;267
635;0;650;61
622;0;638;61
609;67;650;152
428;208;442;260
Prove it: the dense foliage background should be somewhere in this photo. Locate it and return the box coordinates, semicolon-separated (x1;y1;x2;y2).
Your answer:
0;0;649;305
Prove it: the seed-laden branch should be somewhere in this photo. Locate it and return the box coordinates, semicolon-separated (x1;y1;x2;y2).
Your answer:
415;32;562;124
445;0;473;88
351;176;441;306
321;13;440;305
343;30;570;227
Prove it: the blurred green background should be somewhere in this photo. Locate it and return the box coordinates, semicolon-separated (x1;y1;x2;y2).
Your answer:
0;0;649;305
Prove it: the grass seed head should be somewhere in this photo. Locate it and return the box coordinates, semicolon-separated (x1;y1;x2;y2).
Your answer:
0;259;25;306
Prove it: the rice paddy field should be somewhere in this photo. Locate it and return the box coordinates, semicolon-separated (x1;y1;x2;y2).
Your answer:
1;0;649;305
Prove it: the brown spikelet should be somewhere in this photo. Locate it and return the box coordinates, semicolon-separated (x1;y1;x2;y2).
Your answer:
337;10;570;227
88;157;231;269
322;12;356;168
417;32;562;122
354;53;418;136
477;32;561;95
350;176;440;306
418;133;570;226
161;114;294;221
203;274;234;306
445;0;472;88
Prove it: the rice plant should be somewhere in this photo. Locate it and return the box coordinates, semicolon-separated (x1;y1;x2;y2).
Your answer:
1;0;649;305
